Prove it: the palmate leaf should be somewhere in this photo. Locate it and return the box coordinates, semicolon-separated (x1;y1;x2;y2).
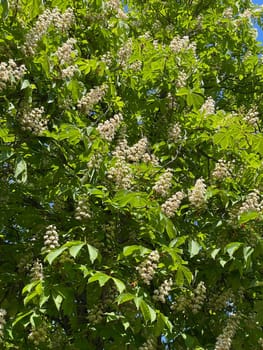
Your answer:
116;292;135;305
45;242;97;265
88;272;111;287
133;297;156;323
46;247;67;265
87;244;99;263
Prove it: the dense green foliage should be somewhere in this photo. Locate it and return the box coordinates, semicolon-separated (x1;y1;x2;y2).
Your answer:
1;0;263;348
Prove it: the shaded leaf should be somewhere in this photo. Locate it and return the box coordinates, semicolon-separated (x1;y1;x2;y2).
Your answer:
45;247;67;265
112;277;126;293
87;244;98;264
88;272;111;287
69;242;85;258
116;293;135;305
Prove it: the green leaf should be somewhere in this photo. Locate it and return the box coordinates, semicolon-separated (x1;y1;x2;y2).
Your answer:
32;0;42;18
79;265;91;278
0;147;13;162
88;272;111;287
39;291;50;308
188;240;201;258
21;79;31;90
14;157;27;183
213;131;231;149
22;281;40;295
139;300;156;323
45;247;67;265
1;0;9;20
67;79;81;101
87;244;98;264
176;265;192;285
52;291;64;311
112;277;126;293
170;236;188;248
12;311;34;327
112;191;147;208
243;246;254;263
239;210;260;224
165;217;177;239
24;284;42;305
69;242;85;258
122;245;148;257
211;248;221;259
63;240;84;248
224;242;243;258
116;293;135;305
57;124;82;144
155;311;173;336
0;128;14;142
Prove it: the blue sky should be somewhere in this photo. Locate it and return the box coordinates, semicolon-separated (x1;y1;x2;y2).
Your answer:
253;0;263;43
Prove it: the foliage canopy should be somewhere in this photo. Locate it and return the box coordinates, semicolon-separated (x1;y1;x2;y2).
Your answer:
1;0;263;349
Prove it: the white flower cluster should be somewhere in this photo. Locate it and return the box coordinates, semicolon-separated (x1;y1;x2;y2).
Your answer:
97;113;123;141
141;153;160;166
127;137;148;162
55;38;77;65
240;9;252;20
153;168;173;197
17;254;32;273
244;106;259;127
77;84;107;114
129;60;142;71
28;326;47;346
153;40;159;50
23;8;74;55
61;65;79;79
104;0;120;12
169;36;196;54
118;38;132;68
209;289;234;311
136;250;160;285
167;92;177;110
101;52;112;67
223;8;233;19
112;137;128;158
214;314;240;350
20;106;47;134
169;122;182;142
105;0;128;19
87;153;103;170
191;281;206;314
30;260;44;281
259;338;263;348
153;278;173;303
43;225;59;251
75;199;91;220
87;303;104;324
139;337;157;350
239;190;262;215
107;157;133;189
188;178;207;209
176;71;188;88
200;96;215;116
171;294;190;312
0;309;6;339
113;137;159;166
161;191;185;217
0;59;26;91
212;159;233;180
